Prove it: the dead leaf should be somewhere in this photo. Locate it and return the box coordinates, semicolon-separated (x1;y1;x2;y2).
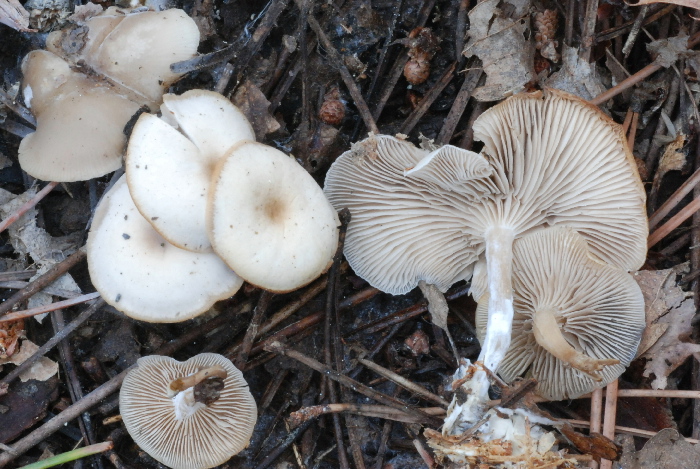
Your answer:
647;33;700;69
629;0;700;9
657;132;687;176
559;423;621;462
0;376;58;443
232;80;281;140
462;0;535;102
544;46;607;100
0;0;33;31
0;339;59;382
418;281;449;331
614;428;700;469
634;268;700;389
0;319;24;359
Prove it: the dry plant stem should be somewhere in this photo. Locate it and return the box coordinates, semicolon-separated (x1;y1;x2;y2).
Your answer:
365;0;402;104
0;300;249;466
305;14;379;134
564;0;575;46
436;64;482;145
0;298;105;394
568;419;700;444
0;269;36;282
268;49;303;113
0;281;81;298
413;438;436;468
627;112;639;149
579;0;599;62
0;181;58;234
235;291;274;369
171;0;289;74
595;5;673;44
373;419;393;469
622;5;648;57
589;387;603;469
259;369;289;411
455;0;469;60
265;341;443;427
649;165;700;229
254;420;314;469
592;31;700;106
0;292;100;322
0;246;86;317
621;109;633;134
600;380;619;469
533;308;619;380
459;101;486;150
648;196;700;248
357;357;449;407
399;61;457;135
661;233;691;256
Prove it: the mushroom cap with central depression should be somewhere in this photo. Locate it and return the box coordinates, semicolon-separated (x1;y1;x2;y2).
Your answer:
207;141;339;292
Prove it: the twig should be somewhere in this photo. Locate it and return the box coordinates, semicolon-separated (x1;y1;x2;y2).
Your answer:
0;281;81;298
436;63;482;145
254;420;314;469
567;419;699;443
413;438;436;469
265;341;443;427
305;14;379;133
648;196;700;248
622;5;648;57
564;0;575;47
0;181;58;234
235;291;274;369
0;270;36;282
171;0;289;74
459;100;486;150
0;298;105;395
650;166;700;229
0;292;100;322
455;0;470;61
0;246;87;317
595;5;673;44
591;31;700;106
600;380;619;469
579;0;599;62
290;404;446;428
357;357;449;407
589;387;603;469
399;62;457;135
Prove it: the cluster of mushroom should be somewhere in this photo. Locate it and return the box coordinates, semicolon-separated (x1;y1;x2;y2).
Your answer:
19;6;200;181
324;90;647;431
88;90;340;322
120;353;257;469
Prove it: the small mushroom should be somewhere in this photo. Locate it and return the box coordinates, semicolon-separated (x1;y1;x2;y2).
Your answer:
126;90;255;252
120;353;257;469
475;226;645;400
87;176;243;322
208;141;340;292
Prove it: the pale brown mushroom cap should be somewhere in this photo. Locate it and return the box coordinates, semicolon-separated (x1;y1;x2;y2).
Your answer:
324;135;493;294
126;90;255;252
120;353;257;469
208;141;339;292
19;50;140;182
87;176;243;322
475;226;645;400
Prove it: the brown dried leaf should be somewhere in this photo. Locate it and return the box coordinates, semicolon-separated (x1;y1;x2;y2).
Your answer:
657;133;687;176
0;339;58;382
559;423;621;462
0;0;33;31
615;428;700;469
418;281;449;331
544;46;606;100
231;80;281;140
634;268;700;389
647;33;700;68
463;0;535;102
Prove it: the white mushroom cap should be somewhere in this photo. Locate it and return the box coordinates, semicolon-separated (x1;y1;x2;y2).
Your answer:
475;227;645;400
120;353;257;469
324;135;495;295
87;176;243;322
19;50;140;182
208;141;340;292
126;90;255;252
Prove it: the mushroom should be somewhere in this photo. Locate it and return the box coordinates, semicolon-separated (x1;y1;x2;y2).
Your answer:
87;176;243;322
208;140;340;292
474;226;645;400
18;7;200;182
125;90;255;252
19;50;141;182
120;353;257;469
324;89;647;420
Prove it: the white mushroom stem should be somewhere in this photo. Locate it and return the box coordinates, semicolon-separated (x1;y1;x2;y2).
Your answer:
479;226;515;372
168;365;228;397
532;307;620;381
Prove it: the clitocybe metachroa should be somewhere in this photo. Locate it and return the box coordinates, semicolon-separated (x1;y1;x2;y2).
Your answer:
474;226;645;401
324;89;647;427
120;353;257;469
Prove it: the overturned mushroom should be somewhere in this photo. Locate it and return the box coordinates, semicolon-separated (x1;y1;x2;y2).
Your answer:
126;90;255;252
324;89;647;427
120;353;257;469
475;226;645;400
208;141;340;292
87;176;242;322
